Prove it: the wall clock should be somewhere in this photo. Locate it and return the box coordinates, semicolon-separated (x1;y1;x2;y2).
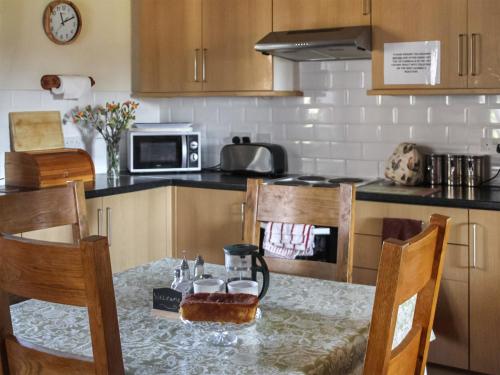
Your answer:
43;0;82;45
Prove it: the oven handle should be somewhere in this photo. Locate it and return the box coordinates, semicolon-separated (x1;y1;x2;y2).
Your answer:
181;135;188;168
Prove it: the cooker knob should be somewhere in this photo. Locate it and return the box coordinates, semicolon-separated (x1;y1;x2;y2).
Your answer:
190;141;199;150
190;153;199;162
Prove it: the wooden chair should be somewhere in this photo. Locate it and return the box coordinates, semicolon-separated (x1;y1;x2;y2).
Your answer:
0;180;89;243
363;214;451;375
244;178;356;282
0;234;124;374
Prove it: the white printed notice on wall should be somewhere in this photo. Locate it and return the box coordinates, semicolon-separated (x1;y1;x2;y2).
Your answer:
384;41;441;85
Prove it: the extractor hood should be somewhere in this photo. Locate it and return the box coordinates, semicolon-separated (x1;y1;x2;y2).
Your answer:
255;26;371;62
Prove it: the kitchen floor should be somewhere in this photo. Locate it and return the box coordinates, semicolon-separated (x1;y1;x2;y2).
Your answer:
428;364;482;375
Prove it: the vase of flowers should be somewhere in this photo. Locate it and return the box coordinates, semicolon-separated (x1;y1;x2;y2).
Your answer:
73;101;139;179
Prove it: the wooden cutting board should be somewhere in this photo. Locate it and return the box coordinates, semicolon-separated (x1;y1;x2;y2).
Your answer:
9;111;64;152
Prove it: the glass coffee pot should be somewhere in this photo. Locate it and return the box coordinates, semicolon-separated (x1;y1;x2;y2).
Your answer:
223;244;269;300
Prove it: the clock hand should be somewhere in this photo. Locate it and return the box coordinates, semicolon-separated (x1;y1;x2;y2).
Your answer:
60;12;65;25
63;16;75;23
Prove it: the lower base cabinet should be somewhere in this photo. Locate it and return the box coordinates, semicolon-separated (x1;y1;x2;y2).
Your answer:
469;209;500;375
172;187;246;265
24;188;170;274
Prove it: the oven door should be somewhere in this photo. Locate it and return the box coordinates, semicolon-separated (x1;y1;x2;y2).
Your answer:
130;134;186;171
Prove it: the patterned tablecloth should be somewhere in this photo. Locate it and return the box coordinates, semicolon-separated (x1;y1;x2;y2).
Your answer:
10;258;417;375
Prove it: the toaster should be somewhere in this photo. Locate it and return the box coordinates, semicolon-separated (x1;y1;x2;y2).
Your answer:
220;141;287;176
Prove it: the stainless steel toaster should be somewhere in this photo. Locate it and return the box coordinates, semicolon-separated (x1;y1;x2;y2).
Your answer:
220;141;287;176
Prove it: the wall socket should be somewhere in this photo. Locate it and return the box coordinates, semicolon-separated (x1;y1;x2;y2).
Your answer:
480;138;500;154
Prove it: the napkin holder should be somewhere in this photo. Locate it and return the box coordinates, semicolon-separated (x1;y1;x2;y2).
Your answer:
5;148;95;188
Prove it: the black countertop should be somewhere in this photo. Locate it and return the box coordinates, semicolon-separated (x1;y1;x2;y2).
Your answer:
2;172;500;211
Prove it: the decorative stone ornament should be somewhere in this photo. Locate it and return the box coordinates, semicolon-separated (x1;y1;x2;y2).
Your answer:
385;143;424;186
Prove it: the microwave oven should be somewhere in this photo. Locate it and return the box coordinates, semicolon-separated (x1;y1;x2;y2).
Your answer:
127;131;201;173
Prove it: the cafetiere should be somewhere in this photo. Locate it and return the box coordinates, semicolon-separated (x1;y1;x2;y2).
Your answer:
223;244;269;299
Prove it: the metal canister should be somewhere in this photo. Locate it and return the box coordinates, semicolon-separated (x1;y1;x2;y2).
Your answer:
463;155;488;187
444;154;465;186
425;154;444;185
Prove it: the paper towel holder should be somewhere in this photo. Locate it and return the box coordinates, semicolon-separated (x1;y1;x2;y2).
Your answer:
41;75;95;90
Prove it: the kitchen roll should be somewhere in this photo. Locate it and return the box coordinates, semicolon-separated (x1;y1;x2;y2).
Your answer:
51;75;91;100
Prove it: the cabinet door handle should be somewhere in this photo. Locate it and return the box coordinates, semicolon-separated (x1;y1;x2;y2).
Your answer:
471;223;478;268
471;33;479;76
194;49;200;82
362;0;371;15
202;48;207;82
97;208;103;235
241;202;246;240
106;207;112;247
458;34;467;76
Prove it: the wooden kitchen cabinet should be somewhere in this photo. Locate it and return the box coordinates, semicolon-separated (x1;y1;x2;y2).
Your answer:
371;0;500;95
371;0;468;91
469;209;500;375
468;0;500;89
132;0;203;93
173;187;246;265
202;0;272;92
273;0;371;32
132;0;278;96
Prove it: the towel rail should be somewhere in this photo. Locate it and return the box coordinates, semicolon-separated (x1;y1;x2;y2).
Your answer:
259;222;330;235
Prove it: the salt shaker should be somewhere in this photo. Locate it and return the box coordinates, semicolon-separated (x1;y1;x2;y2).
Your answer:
171;267;181;289
194;255;205;280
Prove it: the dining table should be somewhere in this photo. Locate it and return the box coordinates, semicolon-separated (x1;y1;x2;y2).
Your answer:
10;258;420;375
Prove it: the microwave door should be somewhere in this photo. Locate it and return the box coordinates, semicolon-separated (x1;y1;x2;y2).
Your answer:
133;135;184;170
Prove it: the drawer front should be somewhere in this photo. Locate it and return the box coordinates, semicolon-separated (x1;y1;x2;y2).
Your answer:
353;237;467;282
355;201;468;245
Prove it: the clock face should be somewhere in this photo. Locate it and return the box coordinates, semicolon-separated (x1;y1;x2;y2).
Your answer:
44;1;81;44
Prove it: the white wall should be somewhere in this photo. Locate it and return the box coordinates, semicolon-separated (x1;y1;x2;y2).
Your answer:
1;0;499;180
162;60;500;177
0;0;160;178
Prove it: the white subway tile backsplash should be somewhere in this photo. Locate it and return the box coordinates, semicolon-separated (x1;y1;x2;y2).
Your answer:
379;125;412;142
2;61;500;180
430;107;467;124
316;159;346;175
411;125;448;143
330;142;362;159
301;141;330;158
363;106;396;124
272;107;301;123
346;160;379;178
397;106;429;124
220;108;244;124
346;124;381;142
286;124;315;140
300;72;333;90
331;72;364;89
314;124;345;141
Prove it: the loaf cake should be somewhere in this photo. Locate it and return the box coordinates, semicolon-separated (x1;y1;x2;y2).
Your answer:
180;293;258;324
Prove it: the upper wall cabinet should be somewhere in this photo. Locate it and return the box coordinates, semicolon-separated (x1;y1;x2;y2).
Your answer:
202;0;272;92
371;0;500;94
132;0;203;93
468;1;500;89
273;0;371;31
132;0;283;96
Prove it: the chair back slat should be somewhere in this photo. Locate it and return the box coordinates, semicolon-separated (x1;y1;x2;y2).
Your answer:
363;214;451;375
0;181;89;241
396;227;438;303
387;326;421;375
244;178;355;282
0;235;87;306
255;184;341;227
5;336;94;374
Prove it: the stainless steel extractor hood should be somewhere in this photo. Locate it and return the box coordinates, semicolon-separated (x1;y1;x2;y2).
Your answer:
255;26;371;62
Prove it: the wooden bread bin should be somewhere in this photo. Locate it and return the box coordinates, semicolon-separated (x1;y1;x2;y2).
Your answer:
5;148;95;188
